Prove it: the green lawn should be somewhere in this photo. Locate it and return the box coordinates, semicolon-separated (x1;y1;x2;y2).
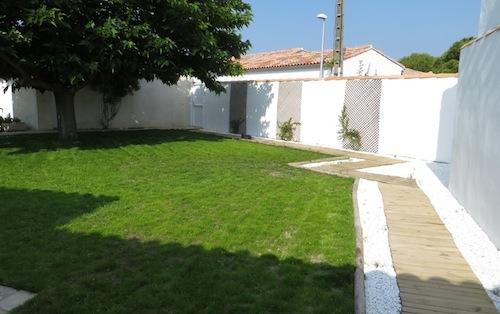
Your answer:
0;130;355;313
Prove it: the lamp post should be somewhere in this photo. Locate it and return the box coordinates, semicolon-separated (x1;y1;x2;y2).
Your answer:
316;13;328;78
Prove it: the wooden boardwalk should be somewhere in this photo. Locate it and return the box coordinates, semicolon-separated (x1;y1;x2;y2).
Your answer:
379;183;497;314
285;144;498;314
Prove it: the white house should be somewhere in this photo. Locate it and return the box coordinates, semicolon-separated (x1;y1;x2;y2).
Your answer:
219;44;406;81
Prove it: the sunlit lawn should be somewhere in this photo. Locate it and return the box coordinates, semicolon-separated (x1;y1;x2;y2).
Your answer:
0;130;355;313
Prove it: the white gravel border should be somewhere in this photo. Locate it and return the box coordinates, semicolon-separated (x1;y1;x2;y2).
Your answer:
361;161;500;311
301;158;364;169
357;179;401;314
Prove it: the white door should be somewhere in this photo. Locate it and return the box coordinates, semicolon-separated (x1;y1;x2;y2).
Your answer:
192;104;203;128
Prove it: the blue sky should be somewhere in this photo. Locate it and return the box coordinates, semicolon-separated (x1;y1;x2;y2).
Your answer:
242;0;481;59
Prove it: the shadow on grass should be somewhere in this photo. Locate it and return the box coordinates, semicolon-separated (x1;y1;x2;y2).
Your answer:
0;187;355;313
0;129;225;155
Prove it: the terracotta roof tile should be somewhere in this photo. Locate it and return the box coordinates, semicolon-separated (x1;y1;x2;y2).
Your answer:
239;45;373;70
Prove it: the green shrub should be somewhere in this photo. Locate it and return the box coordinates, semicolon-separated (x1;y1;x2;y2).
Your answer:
337;105;362;151
278;118;301;141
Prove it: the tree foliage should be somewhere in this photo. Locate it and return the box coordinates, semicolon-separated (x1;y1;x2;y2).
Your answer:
399;53;436;73
399;37;475;74
0;0;252;139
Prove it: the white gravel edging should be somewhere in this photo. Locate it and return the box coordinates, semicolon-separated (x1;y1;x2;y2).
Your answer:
357;179;401;314
361;160;500;311
301;158;364;169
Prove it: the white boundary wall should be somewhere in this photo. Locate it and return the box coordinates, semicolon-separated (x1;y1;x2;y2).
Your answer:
246;82;279;139
14;79;192;131
378;77;457;162
190;82;231;134
0;80;14;118
300;80;346;148
449;29;500;248
195;76;458;163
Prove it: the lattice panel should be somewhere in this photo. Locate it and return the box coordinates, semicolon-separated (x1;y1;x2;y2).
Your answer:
343;80;382;153
277;82;302;141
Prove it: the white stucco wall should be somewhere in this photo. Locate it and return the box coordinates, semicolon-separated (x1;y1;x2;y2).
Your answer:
246;82;279;139
300;80;346;148
0;81;14;118
378;77;458;162
190;83;231;134
12;88;38;129
343;50;404;76
479;0;500;35
449;29;500;249
31;79;192;131
111;80;191;130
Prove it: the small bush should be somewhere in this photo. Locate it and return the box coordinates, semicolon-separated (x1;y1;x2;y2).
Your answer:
3;114;13;124
278;118;301;141
337;105;362;151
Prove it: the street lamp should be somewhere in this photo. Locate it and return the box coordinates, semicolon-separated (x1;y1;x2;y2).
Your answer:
317;13;328;78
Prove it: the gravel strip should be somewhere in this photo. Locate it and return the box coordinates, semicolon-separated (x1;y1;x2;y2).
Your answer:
357;179;401;314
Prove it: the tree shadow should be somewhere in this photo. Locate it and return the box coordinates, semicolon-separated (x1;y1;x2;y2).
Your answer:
0;187;355;313
436;84;458;165
0;129;224;155
364;270;499;313
246;83;274;138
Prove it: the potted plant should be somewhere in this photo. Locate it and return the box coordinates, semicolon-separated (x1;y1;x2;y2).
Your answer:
1;115;29;132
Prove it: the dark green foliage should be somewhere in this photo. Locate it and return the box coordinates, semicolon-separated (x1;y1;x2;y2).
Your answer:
0;0;252;93
399;53;437;73
278;118;301;141
0;1;253;138
338;105;361;151
399;37;475;73
0;130;355;313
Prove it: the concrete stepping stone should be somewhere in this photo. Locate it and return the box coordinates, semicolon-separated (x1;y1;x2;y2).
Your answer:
0;286;36;313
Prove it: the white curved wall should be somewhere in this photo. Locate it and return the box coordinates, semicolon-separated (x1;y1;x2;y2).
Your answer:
479;0;500;35
450;28;500;248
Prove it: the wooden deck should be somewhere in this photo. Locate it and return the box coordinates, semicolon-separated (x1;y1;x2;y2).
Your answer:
380;183;497;314
286;144;498;314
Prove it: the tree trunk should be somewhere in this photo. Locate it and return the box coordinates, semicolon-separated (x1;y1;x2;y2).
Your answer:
54;91;78;140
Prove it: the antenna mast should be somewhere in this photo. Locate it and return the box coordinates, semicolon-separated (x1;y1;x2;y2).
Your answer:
333;0;344;76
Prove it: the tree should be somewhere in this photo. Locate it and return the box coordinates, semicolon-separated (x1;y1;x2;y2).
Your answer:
399;53;437;73
399;37;475;74
0;1;252;139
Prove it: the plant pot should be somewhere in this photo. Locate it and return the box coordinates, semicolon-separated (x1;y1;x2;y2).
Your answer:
2;122;29;132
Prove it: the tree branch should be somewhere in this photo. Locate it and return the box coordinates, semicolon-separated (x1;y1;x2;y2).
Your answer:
0;53;54;91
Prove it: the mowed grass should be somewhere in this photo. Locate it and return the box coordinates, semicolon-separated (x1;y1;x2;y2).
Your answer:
0;130;355;313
